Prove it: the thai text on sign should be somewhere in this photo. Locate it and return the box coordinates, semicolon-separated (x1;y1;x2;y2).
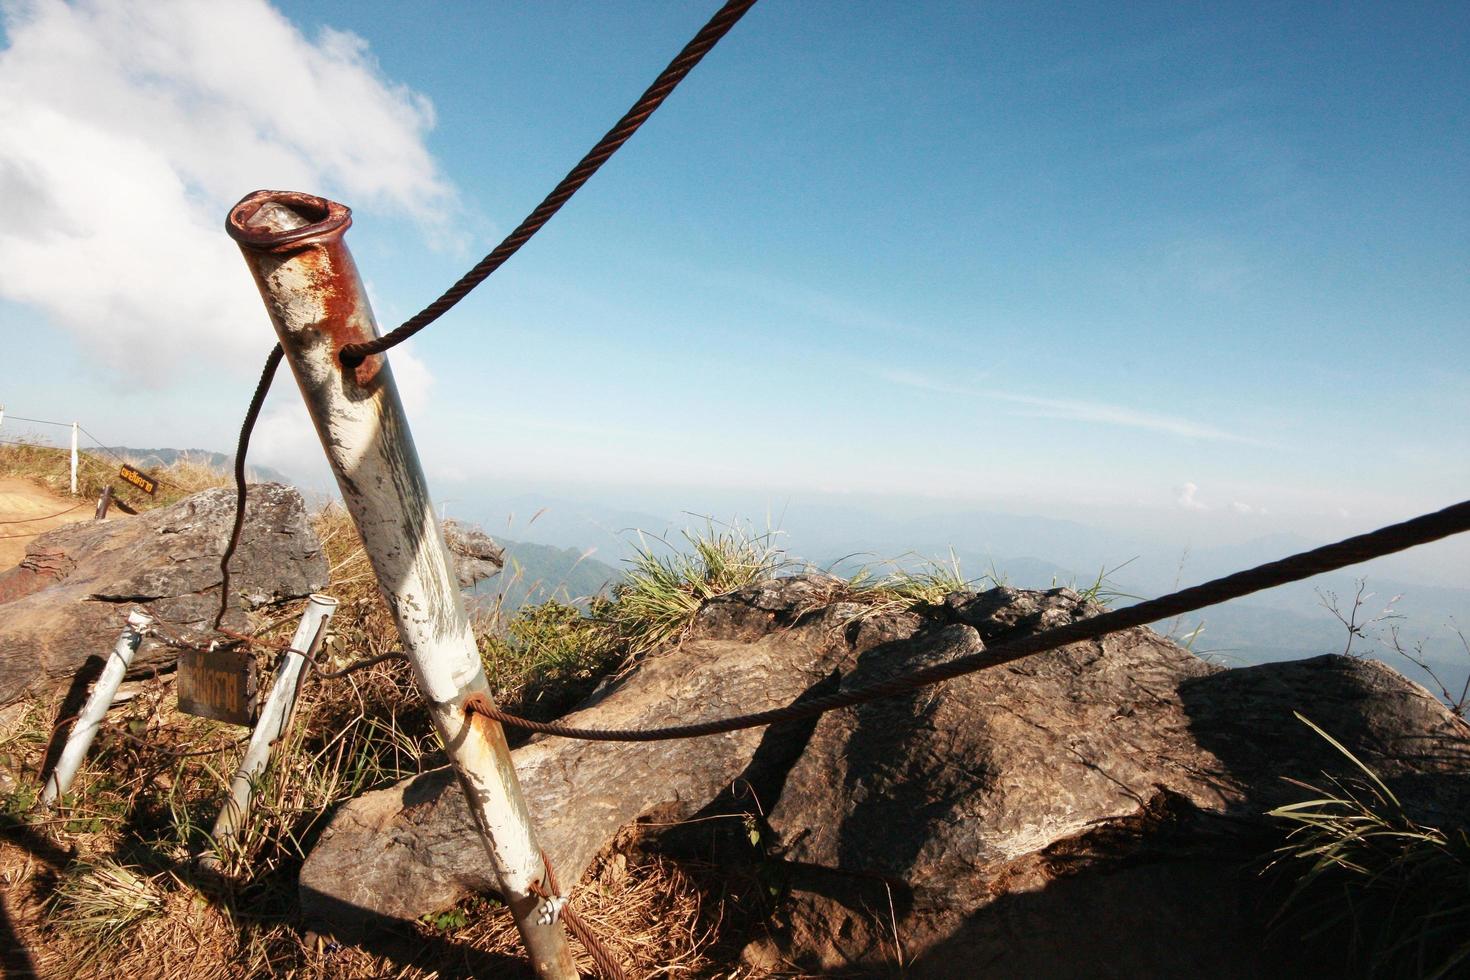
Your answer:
118;463;157;495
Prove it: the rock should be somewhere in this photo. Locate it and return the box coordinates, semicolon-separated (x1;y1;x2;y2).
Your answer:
763;593;1469;976
441;519;504;589
0;484;327;707
299;575;914;932
296;580;1469;977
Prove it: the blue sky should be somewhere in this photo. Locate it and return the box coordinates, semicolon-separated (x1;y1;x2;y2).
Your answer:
0;0;1466;576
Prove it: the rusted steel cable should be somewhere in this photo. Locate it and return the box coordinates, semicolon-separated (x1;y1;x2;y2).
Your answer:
214;343;284;632
0;502;86;525
533;852;628;980
337;0;759;368
101;722;247;758
463;498;1470;742
310;649;408;679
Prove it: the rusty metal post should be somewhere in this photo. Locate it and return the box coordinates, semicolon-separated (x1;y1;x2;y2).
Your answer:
225;190;578;979
41;609;152;807
94;485;113;520
205;593;337;869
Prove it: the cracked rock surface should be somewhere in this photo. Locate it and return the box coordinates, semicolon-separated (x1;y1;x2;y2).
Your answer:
297;578;1470;977
0;483;326;707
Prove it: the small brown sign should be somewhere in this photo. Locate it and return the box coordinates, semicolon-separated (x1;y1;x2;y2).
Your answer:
118;463;158;495
177;648;257;727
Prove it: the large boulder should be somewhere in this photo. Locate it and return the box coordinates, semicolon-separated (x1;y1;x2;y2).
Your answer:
299;574;877;927
757;594;1469;976
0;483;327;707
297;580;1470;976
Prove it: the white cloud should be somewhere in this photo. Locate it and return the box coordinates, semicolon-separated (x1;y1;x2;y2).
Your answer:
878;368;1266;445
248;400;321;483
0;0;455;377
1176;482;1208;511
994;391;1264;445
1230;500;1265;515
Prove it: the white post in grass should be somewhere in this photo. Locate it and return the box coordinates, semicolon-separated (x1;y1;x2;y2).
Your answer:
225;190;578;980
69;422;79;495
41;609;152;807
205;593;337;867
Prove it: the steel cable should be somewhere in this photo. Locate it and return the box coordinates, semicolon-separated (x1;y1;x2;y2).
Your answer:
337;0;759;368
462;497;1470;741
534;852;628;980
219;0;758;640
0;502;86;526
214;344;284;632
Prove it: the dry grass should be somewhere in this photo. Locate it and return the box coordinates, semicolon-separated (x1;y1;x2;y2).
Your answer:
0;492;810;978
0;439;230;512
1268;713;1470;979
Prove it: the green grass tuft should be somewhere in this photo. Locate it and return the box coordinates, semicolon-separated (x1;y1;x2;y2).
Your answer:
1269;712;1470;979
607;520;788;655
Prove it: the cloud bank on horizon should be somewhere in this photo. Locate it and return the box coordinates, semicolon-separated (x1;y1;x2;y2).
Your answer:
0;0;452;376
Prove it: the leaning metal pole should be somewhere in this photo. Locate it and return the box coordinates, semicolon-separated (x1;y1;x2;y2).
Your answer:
225;190;578;979
41;609;152;807
205;593;337;869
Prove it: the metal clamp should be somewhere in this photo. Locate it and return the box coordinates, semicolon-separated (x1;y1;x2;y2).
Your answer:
537;895;567;926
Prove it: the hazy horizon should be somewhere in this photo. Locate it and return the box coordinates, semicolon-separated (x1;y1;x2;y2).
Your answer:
2;2;1464;604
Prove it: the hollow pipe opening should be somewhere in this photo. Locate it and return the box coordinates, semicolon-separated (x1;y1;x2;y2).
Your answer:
225;190;351;251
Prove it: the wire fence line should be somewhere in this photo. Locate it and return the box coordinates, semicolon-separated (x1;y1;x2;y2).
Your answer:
0;502;87;526
1;411;198;495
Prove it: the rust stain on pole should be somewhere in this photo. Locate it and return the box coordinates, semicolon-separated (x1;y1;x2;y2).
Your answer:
225;189;579;979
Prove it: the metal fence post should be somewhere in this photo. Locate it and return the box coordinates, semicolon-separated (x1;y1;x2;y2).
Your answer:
225;190;579;979
95;485;113;520
205;593;337;869
70;421;79;495
41;609;152;807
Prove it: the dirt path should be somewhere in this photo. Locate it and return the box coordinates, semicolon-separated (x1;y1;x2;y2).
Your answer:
0;477;94;569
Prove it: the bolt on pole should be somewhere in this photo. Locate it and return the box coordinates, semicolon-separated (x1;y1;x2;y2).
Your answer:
204;593;337;870
225;190;579;980
41;609;152;807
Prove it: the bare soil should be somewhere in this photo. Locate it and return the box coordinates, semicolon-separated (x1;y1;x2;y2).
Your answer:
0;478;94;569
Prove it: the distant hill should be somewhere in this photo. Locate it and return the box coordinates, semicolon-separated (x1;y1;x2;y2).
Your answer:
468;539;622;613
100;447;292;485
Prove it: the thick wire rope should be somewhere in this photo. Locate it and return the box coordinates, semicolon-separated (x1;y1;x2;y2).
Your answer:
214;344;283;632
0;502;86;525
461;498;1470;741
219;0;758;629
336;0;759;368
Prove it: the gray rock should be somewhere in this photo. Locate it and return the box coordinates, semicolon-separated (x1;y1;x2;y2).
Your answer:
0;484;327;706
441;519;504;589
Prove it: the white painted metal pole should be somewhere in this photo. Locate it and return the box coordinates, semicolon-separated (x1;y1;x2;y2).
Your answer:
70;421;79;495
226;190;578;979
207;594;337;864
41;609;152;807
